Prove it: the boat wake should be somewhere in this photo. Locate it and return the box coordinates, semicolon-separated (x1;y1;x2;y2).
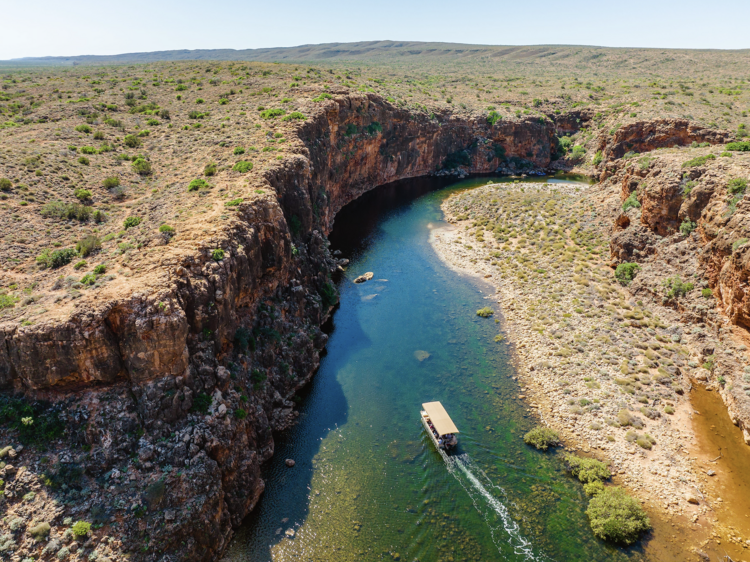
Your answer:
443;452;547;561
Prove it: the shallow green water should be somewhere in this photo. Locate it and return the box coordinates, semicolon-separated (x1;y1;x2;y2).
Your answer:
226;176;648;562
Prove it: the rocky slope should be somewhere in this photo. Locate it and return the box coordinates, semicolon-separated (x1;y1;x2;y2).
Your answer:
0;92;557;562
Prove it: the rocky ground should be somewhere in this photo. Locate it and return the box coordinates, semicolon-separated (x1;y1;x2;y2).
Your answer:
431;170;750;558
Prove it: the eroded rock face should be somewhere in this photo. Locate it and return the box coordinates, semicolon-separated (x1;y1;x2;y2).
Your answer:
598;118;733;162
0;94;558;562
606;144;750;452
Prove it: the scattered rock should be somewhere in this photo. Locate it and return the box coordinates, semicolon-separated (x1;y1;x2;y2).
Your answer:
285;459;296;467
413;350;431;362
353;272;374;284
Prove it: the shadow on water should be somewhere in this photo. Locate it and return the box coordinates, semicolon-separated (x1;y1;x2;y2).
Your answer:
225;174;662;562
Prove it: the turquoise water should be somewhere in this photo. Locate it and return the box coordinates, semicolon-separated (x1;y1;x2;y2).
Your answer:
226;176;648;562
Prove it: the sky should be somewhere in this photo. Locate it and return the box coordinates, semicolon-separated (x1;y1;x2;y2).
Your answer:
2;0;749;60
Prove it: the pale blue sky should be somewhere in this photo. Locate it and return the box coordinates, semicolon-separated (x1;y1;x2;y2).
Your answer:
2;0;749;60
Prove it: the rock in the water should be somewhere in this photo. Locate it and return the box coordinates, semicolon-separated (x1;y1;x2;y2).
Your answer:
285;459;296;467
353;272;374;283
414;350;431;362
285;528;295;538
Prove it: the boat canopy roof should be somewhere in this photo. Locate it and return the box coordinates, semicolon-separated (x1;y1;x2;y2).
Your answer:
422;401;459;436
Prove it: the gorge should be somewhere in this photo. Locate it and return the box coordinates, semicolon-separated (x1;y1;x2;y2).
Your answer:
0;53;749;562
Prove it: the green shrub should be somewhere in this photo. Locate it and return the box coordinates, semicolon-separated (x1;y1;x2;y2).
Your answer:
682;154;716;168
102;176;120;189
93;209;105;223
0;395;65;445
701;288;712;298
204;162;217;176
137;129;150;137
663;276;694;299
132;158;151;175
234;326;254;353
476;307;494;318
158;224;175;235
74;260;87;270
523;426;560;450
0;294;19;309
212;248;225;261
224;198;243;207
233;147;245;155
74;124;91;134
41;201;91;221
679;219;696;236
569;145;586;162
70;520;90;538
188;178;209;191
636;434;656;449
78;156;90;165
564;454;611;483
123;216;142;229
664;405;675;415
282;111;306;121
614;262;639;285
592;151;603;166
28;521;51;540
0;178;11;191
234;408;247;420
312;93;333;102
583;480;605;497
622;191;640;212
123;134;140;148
233;161;253;173
487;110;502;126
74;189;91;201
260;108;286;119
80;146;97;155
80;273;96;286
725;141;750;152
76;235;101;257
146;119;159;126
732;238;748;253
36;248;77;269
727;178;747;195
319;283;337;308
586;487;650;545
191;393;212;414
93;264;106;275
196;98;205;104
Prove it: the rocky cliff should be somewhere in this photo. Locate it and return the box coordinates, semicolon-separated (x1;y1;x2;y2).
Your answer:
0;94;557;562
606;137;750;445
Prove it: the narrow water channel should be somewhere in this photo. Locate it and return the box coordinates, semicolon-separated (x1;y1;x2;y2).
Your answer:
224;176;651;562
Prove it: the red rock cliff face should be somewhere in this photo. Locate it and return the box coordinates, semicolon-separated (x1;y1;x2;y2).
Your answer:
606;142;750;445
598;119;733;163
0;94;556;562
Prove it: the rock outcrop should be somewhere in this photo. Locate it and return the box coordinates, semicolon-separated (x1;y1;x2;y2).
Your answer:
598;118;733;163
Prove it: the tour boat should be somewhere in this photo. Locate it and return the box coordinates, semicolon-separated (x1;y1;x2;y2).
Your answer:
420;401;459;452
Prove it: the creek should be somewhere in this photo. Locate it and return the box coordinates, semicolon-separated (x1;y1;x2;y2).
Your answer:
224;175;658;562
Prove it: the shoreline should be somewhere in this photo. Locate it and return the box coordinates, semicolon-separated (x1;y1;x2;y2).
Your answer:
428;180;728;558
